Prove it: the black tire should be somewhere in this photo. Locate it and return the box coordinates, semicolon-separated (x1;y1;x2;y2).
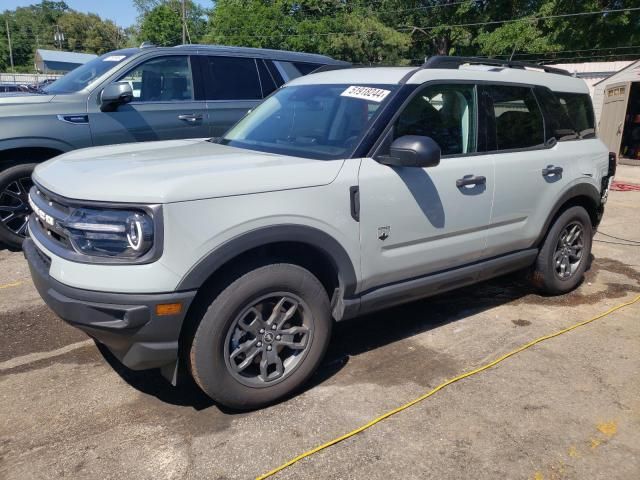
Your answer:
0;163;37;250
189;263;332;410
531;206;592;295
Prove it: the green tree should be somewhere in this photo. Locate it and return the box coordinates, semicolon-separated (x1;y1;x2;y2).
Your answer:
139;0;207;46
206;0;411;64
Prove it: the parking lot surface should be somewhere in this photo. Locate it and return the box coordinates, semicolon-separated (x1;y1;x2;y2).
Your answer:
2;168;640;480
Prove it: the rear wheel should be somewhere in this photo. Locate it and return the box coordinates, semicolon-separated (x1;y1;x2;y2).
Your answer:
189;263;332;410
0;164;37;249
531;206;592;294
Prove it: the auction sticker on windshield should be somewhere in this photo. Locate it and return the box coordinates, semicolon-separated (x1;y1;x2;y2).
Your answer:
341;86;391;102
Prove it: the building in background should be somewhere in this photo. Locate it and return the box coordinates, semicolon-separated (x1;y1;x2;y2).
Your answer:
35;49;97;74
591;60;640;164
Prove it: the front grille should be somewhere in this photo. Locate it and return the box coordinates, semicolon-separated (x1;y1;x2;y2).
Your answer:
29;184;74;251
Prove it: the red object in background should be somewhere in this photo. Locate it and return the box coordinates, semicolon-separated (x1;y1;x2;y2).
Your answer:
633;114;640;124
611;181;640;191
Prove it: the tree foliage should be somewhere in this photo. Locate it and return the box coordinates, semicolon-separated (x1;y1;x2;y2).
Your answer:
0;1;127;72
139;0;207;46
1;0;640;72
206;0;412;64
138;0;207;46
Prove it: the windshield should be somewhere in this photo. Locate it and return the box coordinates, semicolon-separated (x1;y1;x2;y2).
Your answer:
220;84;398;160
43;51;134;94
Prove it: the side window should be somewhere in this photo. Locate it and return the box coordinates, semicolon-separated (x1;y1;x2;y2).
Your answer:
389;83;477;156
482;85;545;151
265;60;284;86
534;87;579;142
257;59;278;97
205;56;262;100
555;92;595;139
274;61;303;82
118;56;193;102
293;62;322;75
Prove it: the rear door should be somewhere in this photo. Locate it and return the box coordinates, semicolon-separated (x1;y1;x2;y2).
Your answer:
598;82;630;156
359;82;495;291
89;55;209;146
482;84;575;258
200;56;264;137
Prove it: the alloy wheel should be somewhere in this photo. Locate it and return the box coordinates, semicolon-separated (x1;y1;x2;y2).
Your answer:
0;176;33;237
224;293;313;387
554;221;584;279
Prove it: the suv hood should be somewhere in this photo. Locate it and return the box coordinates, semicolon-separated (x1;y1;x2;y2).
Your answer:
34;139;345;203
0;93;55;104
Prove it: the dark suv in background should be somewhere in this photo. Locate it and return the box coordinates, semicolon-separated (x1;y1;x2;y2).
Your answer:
0;44;347;249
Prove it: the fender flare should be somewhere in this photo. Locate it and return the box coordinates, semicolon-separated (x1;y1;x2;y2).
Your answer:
176;224;358;296
0;137;74;154
534;182;601;247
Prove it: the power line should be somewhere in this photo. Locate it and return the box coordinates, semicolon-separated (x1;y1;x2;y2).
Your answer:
401;6;640;31
535;51;640;63
211;6;640;39
499;44;640;58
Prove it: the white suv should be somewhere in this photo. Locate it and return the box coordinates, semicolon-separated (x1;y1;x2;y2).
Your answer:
25;57;615;409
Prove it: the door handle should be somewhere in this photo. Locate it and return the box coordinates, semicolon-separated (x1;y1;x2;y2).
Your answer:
178;113;203;123
542;165;563;177
456;175;486;188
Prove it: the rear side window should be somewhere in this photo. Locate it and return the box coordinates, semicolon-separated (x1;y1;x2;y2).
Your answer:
265;60;284;86
257;59;278;97
534;87;579;142
482;85;545;151
274;61;302;82
555;92;595;139
204;56;262;100
293;62;322;75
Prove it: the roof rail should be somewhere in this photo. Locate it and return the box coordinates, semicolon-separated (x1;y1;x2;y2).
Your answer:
422;56;571;77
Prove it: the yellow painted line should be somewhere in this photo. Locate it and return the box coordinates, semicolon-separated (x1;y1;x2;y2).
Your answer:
0;340;94;371
0;280;23;290
256;294;640;480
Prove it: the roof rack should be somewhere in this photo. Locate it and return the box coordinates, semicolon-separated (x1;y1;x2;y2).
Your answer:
422;56;571;77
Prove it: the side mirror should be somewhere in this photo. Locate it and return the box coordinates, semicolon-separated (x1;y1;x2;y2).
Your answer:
380;135;441;168
100;82;133;112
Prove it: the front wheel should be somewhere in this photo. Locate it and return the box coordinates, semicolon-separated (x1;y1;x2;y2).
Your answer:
189;263;332;410
531;206;592;295
0;164;37;249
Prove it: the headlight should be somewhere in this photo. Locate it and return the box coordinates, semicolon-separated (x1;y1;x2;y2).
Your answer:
62;207;154;259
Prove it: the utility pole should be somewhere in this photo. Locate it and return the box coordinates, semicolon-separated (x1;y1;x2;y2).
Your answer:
5;19;15;83
182;0;187;45
54;24;64;50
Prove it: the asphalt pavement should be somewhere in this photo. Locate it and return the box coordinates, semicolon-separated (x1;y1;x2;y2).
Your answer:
1;167;639;480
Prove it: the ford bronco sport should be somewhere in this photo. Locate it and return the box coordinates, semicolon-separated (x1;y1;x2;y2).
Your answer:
25;57;615;409
0;45;346;249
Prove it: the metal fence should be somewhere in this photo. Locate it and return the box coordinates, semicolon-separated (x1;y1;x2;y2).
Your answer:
0;72;62;85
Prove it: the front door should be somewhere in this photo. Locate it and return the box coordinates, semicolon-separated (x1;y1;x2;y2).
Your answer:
599;82;630;156
89;55;209;146
359;83;494;291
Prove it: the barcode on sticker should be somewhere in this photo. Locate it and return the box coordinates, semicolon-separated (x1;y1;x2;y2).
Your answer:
341;86;391;102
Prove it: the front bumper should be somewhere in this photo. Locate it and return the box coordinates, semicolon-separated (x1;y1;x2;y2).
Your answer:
24;238;196;370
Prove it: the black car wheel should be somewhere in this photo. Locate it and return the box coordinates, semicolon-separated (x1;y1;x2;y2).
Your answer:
531;206;592;294
189;263;332;410
0;164;36;249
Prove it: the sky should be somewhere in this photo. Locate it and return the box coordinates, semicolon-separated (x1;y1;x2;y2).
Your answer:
3;0;210;27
